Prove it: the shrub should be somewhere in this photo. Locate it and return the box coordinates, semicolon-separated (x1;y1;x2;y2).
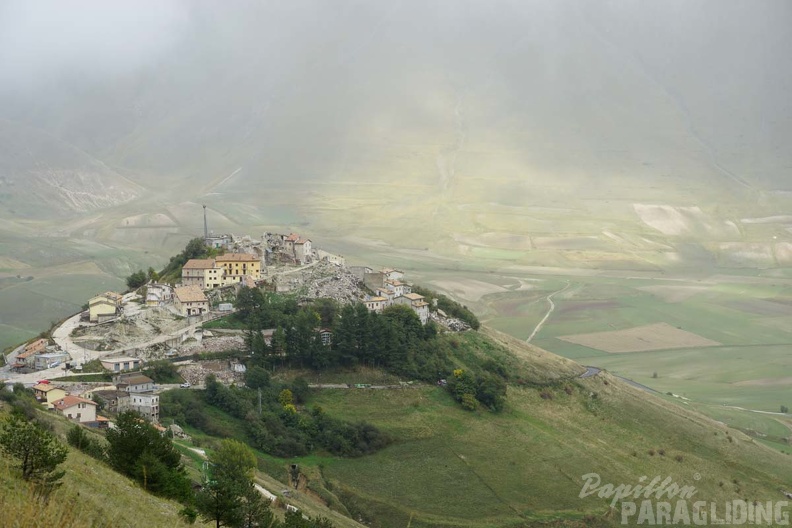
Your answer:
66;425;106;461
460;393;478;411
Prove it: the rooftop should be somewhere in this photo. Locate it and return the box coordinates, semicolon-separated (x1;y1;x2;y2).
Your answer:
101;357;140;364
33;383;63;392
216;253;258;262
25;338;48;351
116;374;154;386
402;293;425;301
182;259;217;269
174;285;208;303
53;395;97;411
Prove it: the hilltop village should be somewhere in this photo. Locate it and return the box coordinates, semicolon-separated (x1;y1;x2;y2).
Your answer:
1;231;471;430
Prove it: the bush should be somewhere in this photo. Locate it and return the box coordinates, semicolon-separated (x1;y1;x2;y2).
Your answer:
66;425;106;461
143;360;182;384
126;270;147;290
460;393;478;411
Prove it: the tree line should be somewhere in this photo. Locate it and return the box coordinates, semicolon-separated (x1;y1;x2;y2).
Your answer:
232;288;506;412
161;373;390;458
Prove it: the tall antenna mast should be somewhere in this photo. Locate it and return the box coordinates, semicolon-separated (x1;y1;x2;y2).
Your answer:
203;204;208;241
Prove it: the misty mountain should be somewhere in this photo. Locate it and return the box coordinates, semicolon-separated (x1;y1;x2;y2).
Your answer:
1;0;791;347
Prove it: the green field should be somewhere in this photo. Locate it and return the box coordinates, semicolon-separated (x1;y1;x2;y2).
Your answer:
303;374;792;527
446;269;792;443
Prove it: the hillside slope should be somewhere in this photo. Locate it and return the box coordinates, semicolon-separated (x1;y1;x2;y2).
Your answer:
282;329;792;527
0;411;205;528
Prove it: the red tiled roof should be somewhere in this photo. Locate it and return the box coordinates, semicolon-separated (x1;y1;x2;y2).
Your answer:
182;259;216;269
285;233;300;242
25;338;48;353
53;396;97;411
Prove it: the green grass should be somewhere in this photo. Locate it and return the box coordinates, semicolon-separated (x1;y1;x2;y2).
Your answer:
52;373;112;383
0;404;207;528
301;375;792;527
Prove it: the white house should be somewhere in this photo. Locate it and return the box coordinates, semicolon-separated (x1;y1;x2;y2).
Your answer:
114;373;155;393
52;395;98;423
294;238;312;265
118;392;160;423
384;279;410;298
394;293;430;325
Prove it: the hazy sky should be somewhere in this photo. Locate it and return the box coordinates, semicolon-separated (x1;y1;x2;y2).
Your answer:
0;1;789;191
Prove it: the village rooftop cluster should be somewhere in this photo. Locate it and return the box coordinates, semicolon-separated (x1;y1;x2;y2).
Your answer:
2;232;439;450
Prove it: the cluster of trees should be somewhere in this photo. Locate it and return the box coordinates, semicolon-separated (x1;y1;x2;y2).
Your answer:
447;369;507;412
194;439;333;528
126;267;159;290
64;409;194;503
106;411;193;502
232;288;506;411
66;424;105;460
143;359;184;384
237;288;449;380
194;439;276;528
162;374;389;458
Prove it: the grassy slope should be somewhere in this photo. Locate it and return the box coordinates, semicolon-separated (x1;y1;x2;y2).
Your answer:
0;407;207;528
283;331;792;528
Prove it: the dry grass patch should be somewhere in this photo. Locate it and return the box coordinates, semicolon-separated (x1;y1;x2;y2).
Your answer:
558;322;721;353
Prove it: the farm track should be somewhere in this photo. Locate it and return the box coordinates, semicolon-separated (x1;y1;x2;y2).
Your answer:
526;281;571;343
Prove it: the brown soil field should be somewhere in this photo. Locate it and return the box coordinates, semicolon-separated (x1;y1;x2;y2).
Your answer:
558;322;721;353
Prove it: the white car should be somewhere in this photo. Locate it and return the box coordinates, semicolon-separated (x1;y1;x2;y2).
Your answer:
180;382;191;388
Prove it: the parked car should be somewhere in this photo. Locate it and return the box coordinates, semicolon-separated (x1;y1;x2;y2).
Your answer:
180;382;191;388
